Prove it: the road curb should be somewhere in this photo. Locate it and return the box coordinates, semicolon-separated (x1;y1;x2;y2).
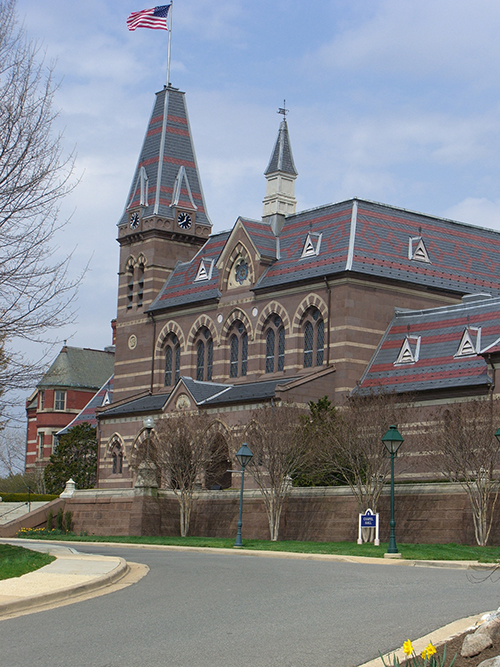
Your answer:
14;539;498;570
0;555;128;616
357;613;484;667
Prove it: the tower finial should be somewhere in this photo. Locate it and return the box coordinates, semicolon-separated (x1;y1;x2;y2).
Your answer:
278;100;289;119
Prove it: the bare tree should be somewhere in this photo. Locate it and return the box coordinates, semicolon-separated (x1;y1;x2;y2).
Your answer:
0;425;25;476
0;0;79;400
423;399;500;546
245;404;307;541
309;393;413;520
153;412;227;537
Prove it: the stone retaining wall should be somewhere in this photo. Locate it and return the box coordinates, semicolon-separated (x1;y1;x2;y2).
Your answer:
63;483;494;545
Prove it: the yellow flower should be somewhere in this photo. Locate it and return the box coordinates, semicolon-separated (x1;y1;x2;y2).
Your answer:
421;643;437;659
403;640;414;656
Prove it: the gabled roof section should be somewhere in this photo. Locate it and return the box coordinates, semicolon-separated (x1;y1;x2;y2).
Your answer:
254;198;500;294
118;86;210;228
148;231;230;312
38;347;115;390
264;119;298;177
216;218;277;270
356;295;500;396
99;391;171;418
97;377;298;418
57;376;114;436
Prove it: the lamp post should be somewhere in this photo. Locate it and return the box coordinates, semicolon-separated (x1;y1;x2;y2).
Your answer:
143;416;155;460
381;425;404;556
134;416;158;491
234;443;253;548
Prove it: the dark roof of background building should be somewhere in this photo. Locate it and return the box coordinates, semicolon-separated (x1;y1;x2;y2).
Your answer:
98;376;297;418
38;347;115;390
148;198;500;313
57;376;114;436
356;294;500;395
100;392;171;418
117;86;211;229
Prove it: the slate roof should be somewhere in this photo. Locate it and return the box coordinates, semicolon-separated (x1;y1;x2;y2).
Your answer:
147;198;500;313
149;231;229;312
264;119;298;176
181;376;296;405
38;347;115;390
100;392;171;418
98;376;296;417
355;294;500;395
57;376;114;435
118;86;210;228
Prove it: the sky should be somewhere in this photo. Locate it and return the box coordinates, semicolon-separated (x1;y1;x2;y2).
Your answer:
11;0;500;394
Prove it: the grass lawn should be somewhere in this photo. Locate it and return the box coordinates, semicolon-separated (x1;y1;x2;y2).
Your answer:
0;543;54;580
15;531;500;563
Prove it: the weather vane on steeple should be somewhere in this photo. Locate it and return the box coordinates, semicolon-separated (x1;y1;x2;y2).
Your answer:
278;100;289;118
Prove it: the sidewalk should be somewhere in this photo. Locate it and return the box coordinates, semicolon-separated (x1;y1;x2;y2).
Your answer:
0;539;128;616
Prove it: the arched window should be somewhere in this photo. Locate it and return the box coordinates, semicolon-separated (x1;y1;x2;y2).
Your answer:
137;262;145;308
111;443;123;475
303;307;324;368
195;327;213;381
228;320;248;378
264;315;285;373
127;265;134;309
164;333;181;386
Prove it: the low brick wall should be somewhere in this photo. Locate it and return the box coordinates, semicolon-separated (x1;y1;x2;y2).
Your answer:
62;483;495;545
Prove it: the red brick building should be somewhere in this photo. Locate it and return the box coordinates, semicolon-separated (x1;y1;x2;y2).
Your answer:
26;346;114;472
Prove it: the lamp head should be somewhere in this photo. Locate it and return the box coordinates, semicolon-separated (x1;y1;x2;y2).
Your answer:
381;425;404;455
236;443;253;468
143;416;155;431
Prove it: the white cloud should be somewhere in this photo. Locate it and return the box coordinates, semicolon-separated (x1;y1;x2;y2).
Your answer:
313;0;500;84
443;197;500;232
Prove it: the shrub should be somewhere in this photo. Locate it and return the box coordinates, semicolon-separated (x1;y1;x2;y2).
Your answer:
46;509;53;531
64;510;72;533
56;507;64;531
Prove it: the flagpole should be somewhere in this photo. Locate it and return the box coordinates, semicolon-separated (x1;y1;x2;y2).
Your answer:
166;1;173;87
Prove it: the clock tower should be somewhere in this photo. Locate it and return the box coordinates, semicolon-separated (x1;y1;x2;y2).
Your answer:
114;85;212;401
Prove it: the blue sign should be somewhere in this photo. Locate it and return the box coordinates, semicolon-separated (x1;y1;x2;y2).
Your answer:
361;514;376;527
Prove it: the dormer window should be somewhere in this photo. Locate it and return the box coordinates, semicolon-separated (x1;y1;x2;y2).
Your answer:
455;327;481;357
408;236;431;263
394;336;421;365
194;260;214;282
301;233;322;258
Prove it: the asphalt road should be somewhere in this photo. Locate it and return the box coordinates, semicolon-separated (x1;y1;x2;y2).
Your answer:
1;542;499;667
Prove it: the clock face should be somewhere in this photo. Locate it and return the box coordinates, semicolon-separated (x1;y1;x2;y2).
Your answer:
177;212;192;230
130;212;140;229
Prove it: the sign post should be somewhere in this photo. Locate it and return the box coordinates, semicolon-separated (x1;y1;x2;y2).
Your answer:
357;508;380;546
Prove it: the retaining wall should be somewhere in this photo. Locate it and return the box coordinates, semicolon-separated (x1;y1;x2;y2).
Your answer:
62;483;495;545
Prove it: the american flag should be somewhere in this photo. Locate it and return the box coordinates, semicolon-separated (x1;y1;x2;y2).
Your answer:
127;4;171;31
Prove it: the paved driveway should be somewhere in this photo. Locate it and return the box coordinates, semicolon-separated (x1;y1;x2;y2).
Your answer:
0;543;498;667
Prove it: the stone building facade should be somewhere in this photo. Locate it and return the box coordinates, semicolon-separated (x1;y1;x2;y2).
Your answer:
97;84;500;490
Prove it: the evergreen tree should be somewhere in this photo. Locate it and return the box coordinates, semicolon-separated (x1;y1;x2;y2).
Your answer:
44;423;97;494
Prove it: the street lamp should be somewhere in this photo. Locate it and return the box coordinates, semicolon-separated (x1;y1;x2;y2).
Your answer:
143;416;155;459
381;425;404;556
234;443;253;548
